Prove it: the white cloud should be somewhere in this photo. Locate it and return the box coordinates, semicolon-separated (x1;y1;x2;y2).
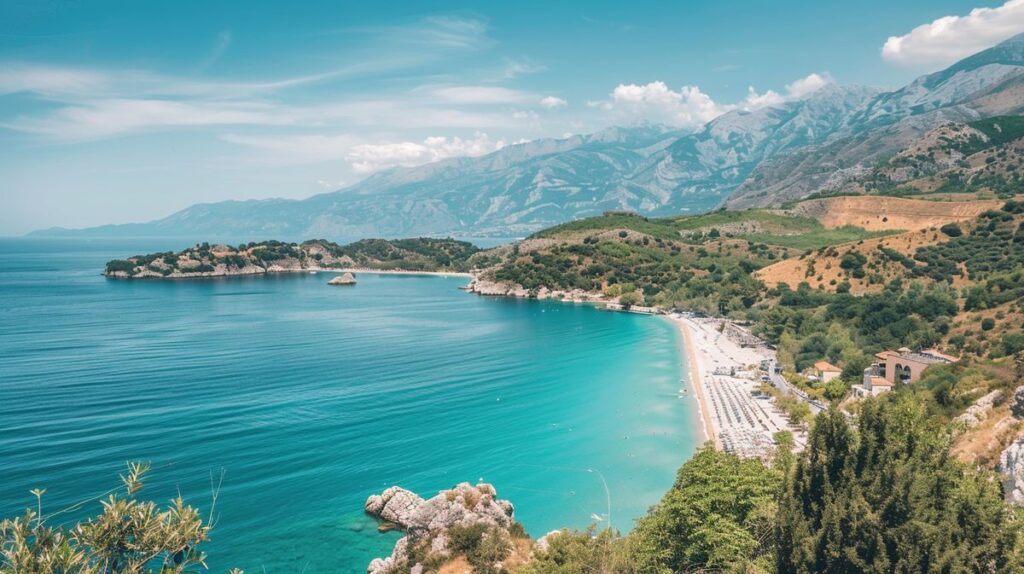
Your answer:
408;15;489;49
220;133;360;164
601;81;730;128
741;73;831;109
197;31;233;72
741;87;785;109
431;85;533;104
502;58;546;79
0;65;110;97
785;73;830;98
346;132;507;173
512;109;539;121
342;15;490;51
595;73;831;127
9;99;299;140
540;96;567;109
882;0;1024;68
0;61;400;100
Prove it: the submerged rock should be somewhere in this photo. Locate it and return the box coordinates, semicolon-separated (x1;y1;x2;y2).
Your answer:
328;272;357;285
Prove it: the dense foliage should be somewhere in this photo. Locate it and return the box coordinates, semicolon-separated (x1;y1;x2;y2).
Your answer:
520;448;781;574
776;397;1019;573
524;394;1021;574
491;237;767;314
627;447;780;573
914;208;1024;283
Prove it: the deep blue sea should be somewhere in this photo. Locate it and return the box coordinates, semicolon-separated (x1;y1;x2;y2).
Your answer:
0;238;699;573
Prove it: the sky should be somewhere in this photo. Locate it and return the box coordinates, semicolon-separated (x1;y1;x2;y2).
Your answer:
2;0;1023;235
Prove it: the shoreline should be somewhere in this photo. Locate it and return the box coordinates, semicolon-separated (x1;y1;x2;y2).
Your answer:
334;267;474;278
666;315;716;447
661;313;804;460
105;267;476;280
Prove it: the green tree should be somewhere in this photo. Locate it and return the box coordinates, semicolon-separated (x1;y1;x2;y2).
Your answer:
628;447;780;573
618;291;641;309
776;397;1019;573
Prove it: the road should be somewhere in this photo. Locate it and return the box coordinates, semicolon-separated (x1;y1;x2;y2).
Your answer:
767;360;827;415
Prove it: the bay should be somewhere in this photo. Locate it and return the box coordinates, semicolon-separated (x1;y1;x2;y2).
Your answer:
0;238;699;572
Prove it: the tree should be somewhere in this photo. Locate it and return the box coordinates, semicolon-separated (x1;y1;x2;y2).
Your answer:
618;291;641;308
776;397;1019;574
940;223;963;237
628;447;780;573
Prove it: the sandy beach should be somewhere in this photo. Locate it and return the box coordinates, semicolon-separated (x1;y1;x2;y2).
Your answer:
666;314;804;460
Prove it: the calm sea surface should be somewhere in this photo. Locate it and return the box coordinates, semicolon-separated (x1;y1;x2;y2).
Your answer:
0;238;699;573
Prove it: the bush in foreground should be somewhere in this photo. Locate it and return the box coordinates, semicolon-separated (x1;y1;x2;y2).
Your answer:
0;463;235;574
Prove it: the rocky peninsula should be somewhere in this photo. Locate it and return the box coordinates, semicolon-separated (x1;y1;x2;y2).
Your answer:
103;238;482;279
363;482;535;573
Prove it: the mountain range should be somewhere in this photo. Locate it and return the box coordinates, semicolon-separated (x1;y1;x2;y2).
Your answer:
35;33;1024;240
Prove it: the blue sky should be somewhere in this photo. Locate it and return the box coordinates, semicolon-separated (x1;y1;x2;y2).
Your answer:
1;0;1021;234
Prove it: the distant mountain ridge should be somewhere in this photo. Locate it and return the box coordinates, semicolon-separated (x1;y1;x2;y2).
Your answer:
727;33;1024;207
34;33;1024;239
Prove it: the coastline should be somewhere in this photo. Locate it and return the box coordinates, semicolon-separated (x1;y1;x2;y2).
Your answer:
662;313;803;460
666;315;716;448
105;266;476;280
334;267;474;278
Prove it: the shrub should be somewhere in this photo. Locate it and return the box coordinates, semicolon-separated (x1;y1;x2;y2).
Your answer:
447;523;510;573
105;260;136;274
0;463;228;574
940;223;963;237
982;317;996;331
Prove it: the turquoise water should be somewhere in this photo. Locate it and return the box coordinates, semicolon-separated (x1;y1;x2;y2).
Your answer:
0;238;699;573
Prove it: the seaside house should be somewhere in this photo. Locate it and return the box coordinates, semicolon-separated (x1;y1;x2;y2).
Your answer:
853;365;894;397
853;348;956;398
813;361;842;383
873;347;959;384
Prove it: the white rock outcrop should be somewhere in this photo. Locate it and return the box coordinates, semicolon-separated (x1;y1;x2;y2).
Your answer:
328;272;357;285
954;390;1004;430
1001;438;1024;505
999;386;1024;505
364;482;516;574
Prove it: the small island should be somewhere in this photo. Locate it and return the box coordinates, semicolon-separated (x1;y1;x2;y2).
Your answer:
328;272;356;285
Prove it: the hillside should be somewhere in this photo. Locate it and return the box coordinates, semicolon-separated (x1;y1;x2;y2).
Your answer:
478;208;896;313
727;34;1024;208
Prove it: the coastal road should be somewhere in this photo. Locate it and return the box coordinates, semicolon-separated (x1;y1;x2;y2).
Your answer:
767;361;826;415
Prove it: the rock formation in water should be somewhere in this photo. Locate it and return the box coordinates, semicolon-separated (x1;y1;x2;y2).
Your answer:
328;272;356;285
364;482;517;574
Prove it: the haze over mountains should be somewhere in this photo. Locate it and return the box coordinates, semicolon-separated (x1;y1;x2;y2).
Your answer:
36;33;1024;240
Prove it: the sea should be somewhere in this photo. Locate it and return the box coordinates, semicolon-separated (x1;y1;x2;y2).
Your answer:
0;238;700;573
